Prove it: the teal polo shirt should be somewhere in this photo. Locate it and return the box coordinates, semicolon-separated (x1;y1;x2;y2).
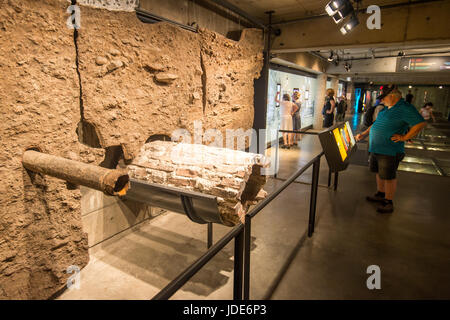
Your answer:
369;99;425;156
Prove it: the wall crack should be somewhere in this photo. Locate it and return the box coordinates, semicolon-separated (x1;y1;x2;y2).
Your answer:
70;6;103;149
200;51;207;115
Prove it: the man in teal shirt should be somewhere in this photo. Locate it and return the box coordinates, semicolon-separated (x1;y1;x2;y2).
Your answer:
356;85;426;213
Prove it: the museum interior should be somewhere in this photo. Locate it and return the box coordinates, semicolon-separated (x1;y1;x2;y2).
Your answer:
0;0;449;300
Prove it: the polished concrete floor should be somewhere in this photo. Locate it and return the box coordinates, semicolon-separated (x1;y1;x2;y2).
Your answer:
348;114;450;176
59;123;450;300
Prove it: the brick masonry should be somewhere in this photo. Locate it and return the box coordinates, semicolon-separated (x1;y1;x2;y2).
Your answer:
128;141;269;226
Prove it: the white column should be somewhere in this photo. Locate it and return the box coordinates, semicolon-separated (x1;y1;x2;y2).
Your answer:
346;81;355;114
330;77;339;100
313;73;327;129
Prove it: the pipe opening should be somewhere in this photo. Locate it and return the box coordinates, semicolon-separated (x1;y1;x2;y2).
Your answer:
114;174;130;195
100;145;125;169
145;134;171;144
76;121;102;148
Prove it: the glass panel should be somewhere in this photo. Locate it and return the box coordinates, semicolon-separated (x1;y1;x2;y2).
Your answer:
398;163;439;175
266;69;317;144
402;156;433;165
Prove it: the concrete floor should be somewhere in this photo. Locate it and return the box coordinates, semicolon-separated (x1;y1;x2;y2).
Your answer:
59;126;450;300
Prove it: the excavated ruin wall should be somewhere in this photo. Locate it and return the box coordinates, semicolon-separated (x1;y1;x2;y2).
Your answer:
77;5;264;159
0;0;263;299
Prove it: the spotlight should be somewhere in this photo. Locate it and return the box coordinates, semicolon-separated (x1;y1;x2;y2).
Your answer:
409;85;412;89
340;14;359;35
344;62;351;72
332;2;353;24
328;51;335;62
325;0;347;16
334;55;340;66
439;86;443;89
398;51;405;56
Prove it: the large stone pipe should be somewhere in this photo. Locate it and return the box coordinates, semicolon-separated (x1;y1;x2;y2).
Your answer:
22;150;129;196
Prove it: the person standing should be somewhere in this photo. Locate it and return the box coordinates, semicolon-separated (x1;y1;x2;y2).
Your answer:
276;93;295;149
405;90;414;104
418;102;435;138
292;91;302;145
420;102;436;123
322;89;336;128
335;95;347;123
355;85;426;214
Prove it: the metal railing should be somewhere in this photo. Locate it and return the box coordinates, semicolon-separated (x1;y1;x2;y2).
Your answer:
152;138;327;300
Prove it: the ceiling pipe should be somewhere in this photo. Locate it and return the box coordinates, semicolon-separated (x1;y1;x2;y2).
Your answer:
338;50;450;61
309;51;332;62
208;0;267;29
136;8;198;33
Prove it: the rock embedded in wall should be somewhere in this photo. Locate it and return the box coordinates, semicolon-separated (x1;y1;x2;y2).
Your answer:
128;141;269;226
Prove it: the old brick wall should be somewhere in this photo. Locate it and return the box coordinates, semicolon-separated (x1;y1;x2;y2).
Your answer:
129;141;268;226
0;0;263;299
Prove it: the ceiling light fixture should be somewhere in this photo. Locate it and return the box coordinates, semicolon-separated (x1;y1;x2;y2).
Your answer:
328;51;335;62
344;62;351;72
340;13;359;35
325;0;347;16
332;2;353;24
335;55;340;66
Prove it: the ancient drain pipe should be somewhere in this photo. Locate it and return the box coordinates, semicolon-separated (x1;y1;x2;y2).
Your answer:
22;150;129;196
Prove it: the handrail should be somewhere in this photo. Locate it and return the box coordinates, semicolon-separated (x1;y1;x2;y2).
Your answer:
151;146;326;300
152;224;244;300
248;152;324;219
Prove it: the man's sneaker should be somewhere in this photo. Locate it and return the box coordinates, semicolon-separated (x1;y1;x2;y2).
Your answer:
377;201;394;214
366;193;385;203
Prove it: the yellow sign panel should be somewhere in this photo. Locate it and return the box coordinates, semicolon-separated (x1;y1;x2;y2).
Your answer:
333;128;347;161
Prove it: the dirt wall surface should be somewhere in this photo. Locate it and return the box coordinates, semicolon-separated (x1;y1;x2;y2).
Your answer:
0;0;98;299
0;0;263;299
77;6;264;159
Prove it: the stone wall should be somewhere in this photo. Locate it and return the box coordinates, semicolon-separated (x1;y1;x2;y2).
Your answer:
0;0;263;299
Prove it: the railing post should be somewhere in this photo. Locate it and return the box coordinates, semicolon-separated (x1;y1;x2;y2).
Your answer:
243;215;251;300
274;131;279;179
207;223;213;249
308;157;320;237
327;168;332;187
334;172;339;191
233;228;244;300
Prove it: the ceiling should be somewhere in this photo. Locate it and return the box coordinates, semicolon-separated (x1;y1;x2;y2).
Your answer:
225;0;411;24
